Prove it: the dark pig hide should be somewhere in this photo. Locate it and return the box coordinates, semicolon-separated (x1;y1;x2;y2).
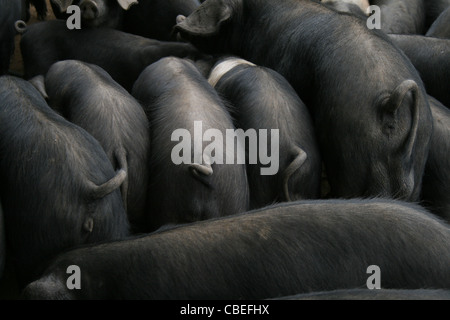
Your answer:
0;76;129;288
175;0;433;202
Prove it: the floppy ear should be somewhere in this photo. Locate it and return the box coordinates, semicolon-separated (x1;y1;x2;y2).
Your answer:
117;0;139;10
50;0;74;12
381;80;420;159
175;0;233;36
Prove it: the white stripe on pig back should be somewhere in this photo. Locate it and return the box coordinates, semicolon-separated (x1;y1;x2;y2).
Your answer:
208;58;256;88
321;0;370;12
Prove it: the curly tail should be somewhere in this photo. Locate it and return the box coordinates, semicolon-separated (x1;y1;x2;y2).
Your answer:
189;156;214;188
15;20;27;34
283;146;307;202
114;148;129;213
87;169;127;200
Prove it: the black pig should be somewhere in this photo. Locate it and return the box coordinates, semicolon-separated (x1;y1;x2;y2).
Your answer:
426;6;450;38
175;0;433;202
421;96;450;222
274;289;450;300
320;0;369;17
369;0;426;34
51;0;200;40
132;57;249;231
209;57;321;208
424;0;450;29
123;0;201;41
20;19;202;92
389;34;450;108
0;76;129;287
22;199;450;299
42;60;151;232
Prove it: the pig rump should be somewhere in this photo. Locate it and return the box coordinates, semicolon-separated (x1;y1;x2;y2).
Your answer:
0;76;129;287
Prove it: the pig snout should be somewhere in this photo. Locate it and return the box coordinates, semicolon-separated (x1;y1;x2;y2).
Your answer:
80;0;99;20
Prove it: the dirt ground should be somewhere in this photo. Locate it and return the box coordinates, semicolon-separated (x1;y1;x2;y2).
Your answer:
9;0;56;76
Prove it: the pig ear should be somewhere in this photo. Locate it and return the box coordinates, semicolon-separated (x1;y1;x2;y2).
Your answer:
50;0;74;12
175;1;233;36
117;0;139;10
382;80;420;159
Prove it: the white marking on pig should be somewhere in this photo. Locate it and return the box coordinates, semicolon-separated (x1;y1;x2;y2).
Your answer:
208;58;256;88
117;0;139;10
321;0;370;13
176;15;186;24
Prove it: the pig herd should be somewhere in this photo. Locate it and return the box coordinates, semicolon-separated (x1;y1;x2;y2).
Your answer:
0;0;449;300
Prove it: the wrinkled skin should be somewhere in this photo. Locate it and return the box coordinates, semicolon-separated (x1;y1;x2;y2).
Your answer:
175;0;433;202
22;199;450;299
0;76;129;288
